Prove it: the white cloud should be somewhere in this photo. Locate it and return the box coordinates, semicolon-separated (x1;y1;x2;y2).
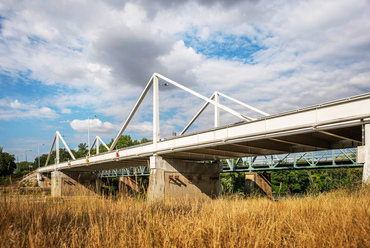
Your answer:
0;107;58;120
70;119;116;133
0;99;59;120
61;108;72;114
9;100;32;109
126;121;152;136
0;0;370;136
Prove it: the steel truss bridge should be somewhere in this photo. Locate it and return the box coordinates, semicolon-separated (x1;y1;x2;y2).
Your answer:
37;73;370;177
100;148;362;177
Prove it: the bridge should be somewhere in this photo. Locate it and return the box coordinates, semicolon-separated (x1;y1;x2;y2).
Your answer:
34;73;370;199
100;148;362;177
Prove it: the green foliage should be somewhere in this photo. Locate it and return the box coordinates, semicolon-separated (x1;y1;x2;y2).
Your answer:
220;172;245;193
18;161;36;172
271;170;310;193
0;147;16;176
33;154;48;169
76;143;88;158
46;148;74;164
108;135;151;150
0;176;12;186
271;168;363;193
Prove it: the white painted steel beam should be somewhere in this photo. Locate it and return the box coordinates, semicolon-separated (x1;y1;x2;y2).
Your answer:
109;76;154;152
214;92;220;128
44;131;75;167
362;124;370;183
180;90;265;135
155;73;253;122
90;136;110;155
216;91;269;117
153;75;160;148
180;93;215;135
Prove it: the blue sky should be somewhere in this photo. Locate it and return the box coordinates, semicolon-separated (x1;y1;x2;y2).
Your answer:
0;0;370;163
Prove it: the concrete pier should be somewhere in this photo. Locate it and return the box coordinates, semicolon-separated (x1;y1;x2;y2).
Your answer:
37;173;51;188
147;155;222;201
244;172;272;197
361;124;370;184
51;171;100;197
119;177;139;195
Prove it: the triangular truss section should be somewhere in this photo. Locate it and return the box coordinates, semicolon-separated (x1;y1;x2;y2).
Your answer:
109;73;270;152
180;91;270;135
45;131;76;166
89;136;110;155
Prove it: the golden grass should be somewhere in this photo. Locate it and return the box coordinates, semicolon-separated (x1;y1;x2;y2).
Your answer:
1;189;370;247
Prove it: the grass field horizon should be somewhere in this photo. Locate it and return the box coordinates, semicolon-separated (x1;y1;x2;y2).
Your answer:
1;186;370;247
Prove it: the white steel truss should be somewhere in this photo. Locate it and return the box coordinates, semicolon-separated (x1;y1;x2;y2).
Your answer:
44;131;76;166
89;136;110;155
180;91;270;135
35;73;370;175
109;73;266;152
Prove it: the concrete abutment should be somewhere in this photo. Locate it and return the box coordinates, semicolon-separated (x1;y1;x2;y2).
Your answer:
147;155;222;201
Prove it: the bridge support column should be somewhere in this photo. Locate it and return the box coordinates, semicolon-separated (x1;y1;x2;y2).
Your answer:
51;171;100;197
119;177;139;195
147;155;222;201
362;124;370;184
244;172;272;198
37;173;51;188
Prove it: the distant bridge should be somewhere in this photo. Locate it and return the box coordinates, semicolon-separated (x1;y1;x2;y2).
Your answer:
100;148;362;177
35;73;370;199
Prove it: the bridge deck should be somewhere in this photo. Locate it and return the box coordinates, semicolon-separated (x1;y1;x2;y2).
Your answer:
38;93;370;173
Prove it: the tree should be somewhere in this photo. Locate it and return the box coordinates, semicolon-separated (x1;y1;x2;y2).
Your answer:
18;161;35;172
75;143;88;158
221;172;245;193
0;147;16;176
34;154;49;168
90;143;109;155
44;148;76;166
108;135;134;149
140;137;151;144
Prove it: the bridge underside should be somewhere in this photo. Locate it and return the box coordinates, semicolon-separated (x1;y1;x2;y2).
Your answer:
63;124;363;173
36;91;370;199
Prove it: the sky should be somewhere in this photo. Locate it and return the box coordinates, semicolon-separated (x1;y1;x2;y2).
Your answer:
0;0;369;163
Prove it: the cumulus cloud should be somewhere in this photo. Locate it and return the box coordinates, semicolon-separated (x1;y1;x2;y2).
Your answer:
61;108;72;114
0;99;59;120
70;119;116;133
1;0;370;137
9;100;32;109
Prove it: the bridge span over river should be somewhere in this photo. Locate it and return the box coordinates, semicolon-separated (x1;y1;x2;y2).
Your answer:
35;73;370;199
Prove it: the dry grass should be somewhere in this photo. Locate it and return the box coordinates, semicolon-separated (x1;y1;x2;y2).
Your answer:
1;189;370;247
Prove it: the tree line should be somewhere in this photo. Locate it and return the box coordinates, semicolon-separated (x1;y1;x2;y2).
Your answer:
220;167;363;194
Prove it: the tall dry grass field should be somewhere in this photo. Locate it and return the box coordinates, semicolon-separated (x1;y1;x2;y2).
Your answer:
1;189;370;247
